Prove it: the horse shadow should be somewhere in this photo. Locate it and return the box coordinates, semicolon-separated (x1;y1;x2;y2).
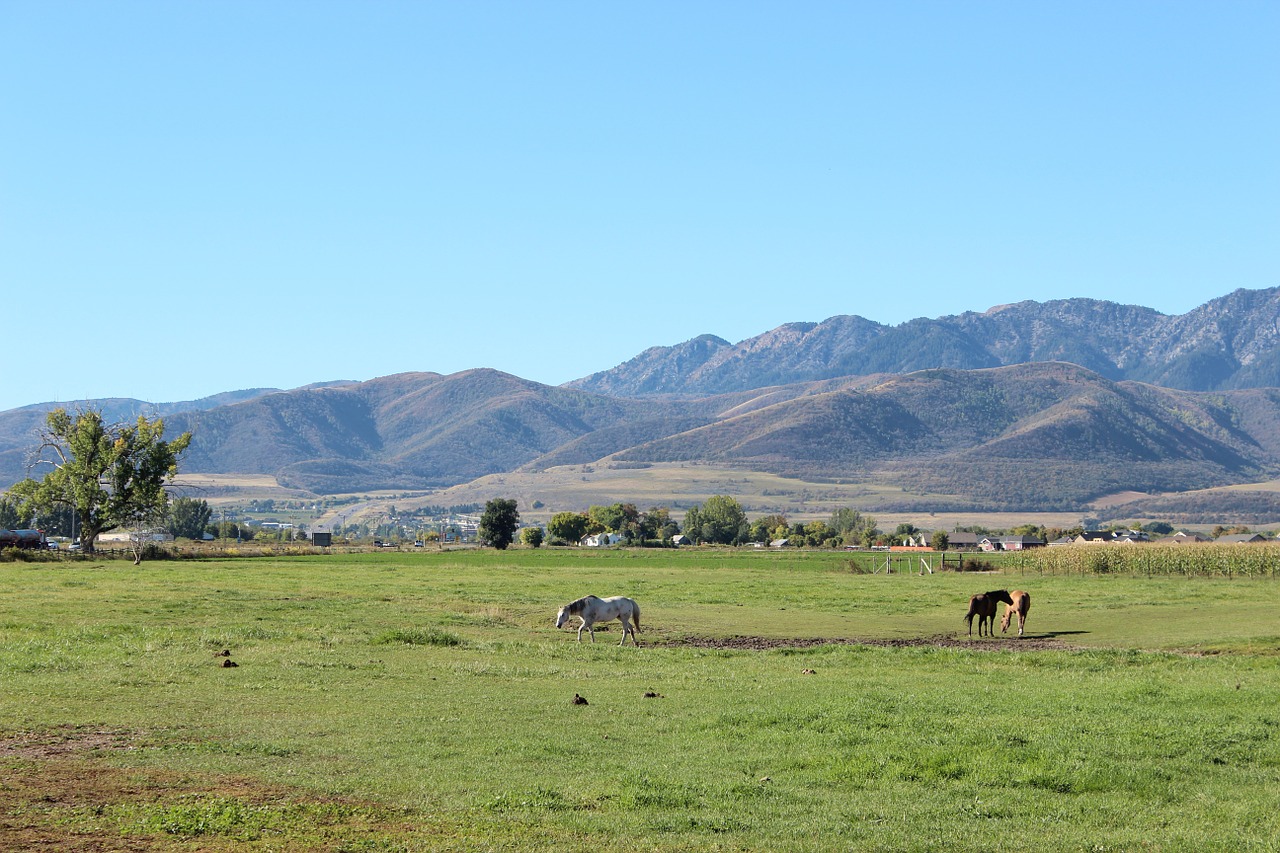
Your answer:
1034;630;1090;639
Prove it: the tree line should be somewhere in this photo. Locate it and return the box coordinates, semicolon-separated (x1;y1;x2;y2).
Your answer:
530;499;884;549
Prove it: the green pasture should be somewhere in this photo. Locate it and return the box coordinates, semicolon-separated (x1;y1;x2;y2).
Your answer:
2;549;1278;851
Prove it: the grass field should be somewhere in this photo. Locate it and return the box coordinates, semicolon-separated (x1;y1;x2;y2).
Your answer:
2;549;1278;851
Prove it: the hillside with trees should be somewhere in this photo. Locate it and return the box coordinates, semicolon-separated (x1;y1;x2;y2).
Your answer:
4;288;1280;515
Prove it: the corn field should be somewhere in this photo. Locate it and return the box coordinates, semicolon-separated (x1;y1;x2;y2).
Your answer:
1003;543;1280;577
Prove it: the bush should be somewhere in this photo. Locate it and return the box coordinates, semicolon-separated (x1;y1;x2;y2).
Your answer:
0;547;54;563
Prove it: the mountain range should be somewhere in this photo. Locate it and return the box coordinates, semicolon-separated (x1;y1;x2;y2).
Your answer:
3;287;1280;515
567;287;1280;396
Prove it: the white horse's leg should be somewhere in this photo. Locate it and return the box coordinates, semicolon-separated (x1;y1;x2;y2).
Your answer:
618;618;631;646
576;619;586;642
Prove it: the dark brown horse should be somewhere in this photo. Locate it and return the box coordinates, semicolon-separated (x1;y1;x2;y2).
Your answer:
1000;590;1031;637
965;590;1013;638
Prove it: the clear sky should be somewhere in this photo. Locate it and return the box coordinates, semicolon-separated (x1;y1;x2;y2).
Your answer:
2;1;1276;412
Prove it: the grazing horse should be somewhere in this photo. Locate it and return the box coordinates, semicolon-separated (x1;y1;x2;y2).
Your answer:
1000;590;1032;637
965;590;1013;638
556;595;642;646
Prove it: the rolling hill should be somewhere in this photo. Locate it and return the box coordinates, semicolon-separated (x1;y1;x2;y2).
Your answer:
3;288;1280;514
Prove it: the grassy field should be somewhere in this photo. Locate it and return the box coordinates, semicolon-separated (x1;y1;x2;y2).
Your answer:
2;549;1278;851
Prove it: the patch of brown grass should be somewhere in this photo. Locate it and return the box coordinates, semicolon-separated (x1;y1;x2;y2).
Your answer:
0;726;415;852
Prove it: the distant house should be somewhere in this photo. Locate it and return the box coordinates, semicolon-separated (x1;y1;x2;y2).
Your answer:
1216;533;1267;544
769;538;790;548
1074;531;1117;545
977;535;1043;552
1072;530;1150;545
996;535;1044;551
579;533;621;548
1169;531;1211;544
1048;535;1075;547
946;532;981;550
671;534;690;547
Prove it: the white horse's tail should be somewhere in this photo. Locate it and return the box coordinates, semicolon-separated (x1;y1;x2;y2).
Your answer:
631;600;641;633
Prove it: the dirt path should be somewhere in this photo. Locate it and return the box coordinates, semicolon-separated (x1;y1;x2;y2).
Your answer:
673;634;1076;652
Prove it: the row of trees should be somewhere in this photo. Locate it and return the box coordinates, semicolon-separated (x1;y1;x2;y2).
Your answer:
458;496;891;551
532;498;884;549
543;503;679;546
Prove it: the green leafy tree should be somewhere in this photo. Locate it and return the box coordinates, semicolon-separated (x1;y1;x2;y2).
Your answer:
547;511;590;544
520;526;544;548
25;503;74;538
478;498;520;550
750;514;787;543
588;502;638;533
0;495;30;529
684;495;748;545
638;507;672;541
930;530;950;551
620;519;642;544
168;497;213;540
804;521;832;547
1010;523;1046;540
9;409;191;557
830;507;877;547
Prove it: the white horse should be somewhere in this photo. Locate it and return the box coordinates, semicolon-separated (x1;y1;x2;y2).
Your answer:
555;595;641;646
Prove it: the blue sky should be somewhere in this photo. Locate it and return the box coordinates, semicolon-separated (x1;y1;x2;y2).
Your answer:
2;1;1276;412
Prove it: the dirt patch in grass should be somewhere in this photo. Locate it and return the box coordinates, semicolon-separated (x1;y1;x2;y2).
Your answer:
0;726;417;852
0;724;141;760
674;634;1076;652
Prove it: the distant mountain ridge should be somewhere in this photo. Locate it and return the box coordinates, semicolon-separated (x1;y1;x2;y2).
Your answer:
2;288;1280;513
565;287;1280;397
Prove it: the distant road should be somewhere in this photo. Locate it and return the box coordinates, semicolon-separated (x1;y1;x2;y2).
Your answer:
314;501;376;531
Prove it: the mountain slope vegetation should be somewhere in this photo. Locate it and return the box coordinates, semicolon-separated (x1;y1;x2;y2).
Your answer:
567;287;1280;396
3;288;1280;512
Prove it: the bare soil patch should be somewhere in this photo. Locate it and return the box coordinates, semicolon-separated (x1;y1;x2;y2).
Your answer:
0;724;140;760
675;634;1075;652
0;726;414;852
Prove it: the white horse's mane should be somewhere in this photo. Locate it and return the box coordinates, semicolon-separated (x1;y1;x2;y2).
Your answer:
564;595;598;615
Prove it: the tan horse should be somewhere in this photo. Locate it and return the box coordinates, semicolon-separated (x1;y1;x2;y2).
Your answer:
965;591;1007;638
1000;590;1031;637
